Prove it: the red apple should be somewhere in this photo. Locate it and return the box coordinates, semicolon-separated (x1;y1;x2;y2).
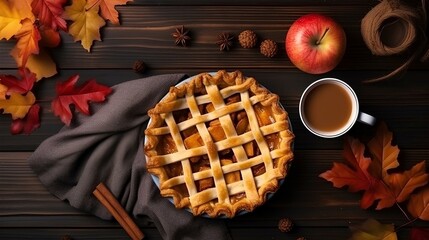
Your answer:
285;14;346;74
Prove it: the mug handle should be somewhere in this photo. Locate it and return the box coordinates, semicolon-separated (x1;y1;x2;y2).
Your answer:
357;112;376;126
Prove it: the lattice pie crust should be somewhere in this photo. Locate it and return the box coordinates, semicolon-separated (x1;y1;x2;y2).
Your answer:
144;70;294;217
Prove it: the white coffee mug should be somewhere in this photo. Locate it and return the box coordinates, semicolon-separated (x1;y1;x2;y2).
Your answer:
299;78;376;138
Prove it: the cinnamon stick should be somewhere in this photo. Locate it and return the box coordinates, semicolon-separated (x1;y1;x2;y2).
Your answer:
93;183;144;240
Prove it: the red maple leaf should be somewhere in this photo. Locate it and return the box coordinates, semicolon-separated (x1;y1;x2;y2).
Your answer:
10;104;41;135
319;137;390;209
411;227;429;240
31;0;67;31
0;68;36;94
51;75;112;126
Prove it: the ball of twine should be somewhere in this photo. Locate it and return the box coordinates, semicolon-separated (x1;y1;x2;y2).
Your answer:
361;0;428;83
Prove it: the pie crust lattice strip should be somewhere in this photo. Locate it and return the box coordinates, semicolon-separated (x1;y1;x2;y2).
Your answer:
144;70;294;218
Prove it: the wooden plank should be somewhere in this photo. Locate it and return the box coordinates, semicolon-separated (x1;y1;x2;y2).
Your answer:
0;228;160;240
1;151;428;228
130;0;376;6
0;227;419;240
0;69;427;151
0;5;427;70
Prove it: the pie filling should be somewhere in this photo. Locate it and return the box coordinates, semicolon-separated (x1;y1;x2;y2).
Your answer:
145;70;294;217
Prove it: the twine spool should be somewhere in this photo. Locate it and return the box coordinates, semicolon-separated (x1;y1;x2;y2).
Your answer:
361;0;428;83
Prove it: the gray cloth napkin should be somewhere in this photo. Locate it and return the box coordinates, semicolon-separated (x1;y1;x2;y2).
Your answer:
28;74;232;240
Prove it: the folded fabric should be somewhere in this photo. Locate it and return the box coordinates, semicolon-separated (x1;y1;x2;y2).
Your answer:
28;74;232;240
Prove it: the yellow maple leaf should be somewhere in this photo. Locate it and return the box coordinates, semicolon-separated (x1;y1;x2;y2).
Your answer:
0;91;35;119
9;0;35;22
0;0;23;40
11;47;57;81
64;0;106;52
86;0;132;25
0;84;7;100
349;219;397;240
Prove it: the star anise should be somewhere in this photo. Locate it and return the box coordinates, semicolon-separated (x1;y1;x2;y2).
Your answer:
216;33;234;51
172;25;191;47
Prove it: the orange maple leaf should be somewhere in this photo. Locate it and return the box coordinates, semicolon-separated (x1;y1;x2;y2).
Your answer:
12;19;41;67
319;137;389;209
368;122;400;179
0;83;7;100
86;0;132;25
408;186;429;221
320;122;429;210
386;161;429;203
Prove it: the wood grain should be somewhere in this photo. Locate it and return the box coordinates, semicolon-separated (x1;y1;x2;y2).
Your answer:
0;1;428;239
0;5;427;71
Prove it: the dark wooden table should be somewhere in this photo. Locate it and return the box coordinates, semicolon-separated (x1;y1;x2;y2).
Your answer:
1;0;428;239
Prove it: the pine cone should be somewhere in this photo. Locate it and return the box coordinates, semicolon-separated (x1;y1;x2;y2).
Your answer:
133;60;146;73
260;39;278;58
278;218;294;233
238;30;258;48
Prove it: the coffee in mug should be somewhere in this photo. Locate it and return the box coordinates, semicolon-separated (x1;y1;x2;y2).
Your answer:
299;78;375;138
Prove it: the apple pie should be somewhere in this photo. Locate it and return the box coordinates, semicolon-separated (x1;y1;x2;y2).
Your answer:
144;70;294;218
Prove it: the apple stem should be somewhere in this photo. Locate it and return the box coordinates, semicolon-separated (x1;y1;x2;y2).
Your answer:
316;28;330;45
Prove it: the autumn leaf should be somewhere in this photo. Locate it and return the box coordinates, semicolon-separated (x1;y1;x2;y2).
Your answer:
10;103;40;135
349;218;397;240
11;47;57;80
39;27;61;48
0;83;7;100
9;0;35;23
411;227;429;240
31;0;67;31
0;91;36;119
12;19;41;67
51;75;112;126
86;0;131;25
385;161;429;203
408;187;429;221
0;68;36;94
319;137;389;209
368;122;400;179
0;0;23;40
64;0;106;52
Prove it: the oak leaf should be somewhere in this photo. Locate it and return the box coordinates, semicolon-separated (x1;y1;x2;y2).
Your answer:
86;0;132;25
349;219;397;240
411;228;429;240
0;0;23;40
368;122;400;179
11;47;57;80
10;103;40;135
319;137;389;209
408;187;429;221
31;0;67;31
51;75;112;126
0;91;35;119
64;0;106;52
12;18;41;67
0;68;36;94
